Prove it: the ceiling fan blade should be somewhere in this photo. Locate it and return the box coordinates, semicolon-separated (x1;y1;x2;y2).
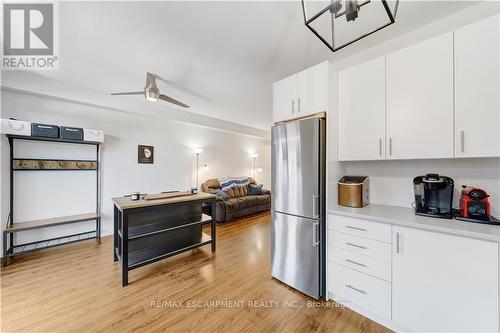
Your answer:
158;94;190;108
110;91;144;96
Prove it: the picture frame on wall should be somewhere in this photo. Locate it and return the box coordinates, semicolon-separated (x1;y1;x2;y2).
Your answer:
138;145;154;164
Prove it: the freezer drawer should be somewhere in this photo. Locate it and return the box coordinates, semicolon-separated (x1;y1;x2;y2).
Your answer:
271;211;321;298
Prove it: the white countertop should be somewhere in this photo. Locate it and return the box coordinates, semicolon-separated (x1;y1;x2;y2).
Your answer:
329;204;500;242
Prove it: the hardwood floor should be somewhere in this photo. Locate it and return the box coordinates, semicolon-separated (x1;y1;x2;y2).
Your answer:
1;212;391;333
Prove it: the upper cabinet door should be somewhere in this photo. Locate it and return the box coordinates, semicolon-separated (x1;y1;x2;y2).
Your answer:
338;57;386;161
297;61;329;117
273;74;298;123
393;226;499;332
386;33;454;159
455;15;500;158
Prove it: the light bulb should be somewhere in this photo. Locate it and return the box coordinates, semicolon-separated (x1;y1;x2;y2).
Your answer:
193;148;203;154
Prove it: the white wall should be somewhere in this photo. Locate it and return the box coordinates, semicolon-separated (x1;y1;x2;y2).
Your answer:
0;89;271;252
327;3;500;217
327;65;347;206
345;159;500;217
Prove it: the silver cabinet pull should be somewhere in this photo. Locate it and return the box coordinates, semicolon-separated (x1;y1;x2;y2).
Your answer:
389;137;393;156
379;138;383;156
345;259;367;267
312;222;320;247
298;98;301;112
345;242;367;250
460;130;465;153
291;100;295;114
312;195;320;219
37;125;53;129
345;284;367;294
396;232;400;254
345;225;367;232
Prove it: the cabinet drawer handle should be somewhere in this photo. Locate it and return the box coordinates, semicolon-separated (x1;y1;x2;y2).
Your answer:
379;138;382;156
345;242;367;250
460;130;465;153
298;98;301;112
389;137;393;156
345;225;367;232
345;259;367;267
396;232;401;254
291;100;295;114
345;284;367;294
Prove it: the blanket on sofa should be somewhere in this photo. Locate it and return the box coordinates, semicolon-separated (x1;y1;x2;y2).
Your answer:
218;177;250;191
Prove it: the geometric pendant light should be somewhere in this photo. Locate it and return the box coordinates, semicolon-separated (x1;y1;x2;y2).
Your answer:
302;0;399;52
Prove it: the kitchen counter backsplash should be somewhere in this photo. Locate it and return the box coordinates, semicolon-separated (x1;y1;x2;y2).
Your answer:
335;158;500;217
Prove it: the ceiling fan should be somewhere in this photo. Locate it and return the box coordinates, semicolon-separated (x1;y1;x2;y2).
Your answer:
110;72;190;108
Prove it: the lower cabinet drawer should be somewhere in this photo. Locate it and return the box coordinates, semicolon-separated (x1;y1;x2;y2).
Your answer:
330;230;392;262
329;246;391;282
329;214;392;243
329;262;391;320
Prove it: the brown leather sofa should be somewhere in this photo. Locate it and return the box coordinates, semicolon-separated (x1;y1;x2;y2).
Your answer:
201;177;271;222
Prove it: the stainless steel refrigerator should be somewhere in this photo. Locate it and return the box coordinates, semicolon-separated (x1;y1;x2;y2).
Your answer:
271;116;326;299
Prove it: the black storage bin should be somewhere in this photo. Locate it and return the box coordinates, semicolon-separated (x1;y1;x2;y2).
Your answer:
31;123;59;138
60;126;84;141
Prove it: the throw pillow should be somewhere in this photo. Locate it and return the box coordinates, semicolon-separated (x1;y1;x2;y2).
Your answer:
248;184;264;195
211;189;230;201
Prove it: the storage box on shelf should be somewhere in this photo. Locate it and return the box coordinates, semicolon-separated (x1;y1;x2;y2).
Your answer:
0;118;105;143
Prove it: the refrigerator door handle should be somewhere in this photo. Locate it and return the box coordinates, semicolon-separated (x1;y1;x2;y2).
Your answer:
313;221;320;247
312;195;320;219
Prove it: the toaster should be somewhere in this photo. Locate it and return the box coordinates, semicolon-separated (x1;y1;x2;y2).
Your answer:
338;176;369;208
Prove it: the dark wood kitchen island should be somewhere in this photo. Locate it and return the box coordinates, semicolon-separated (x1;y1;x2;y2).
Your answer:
112;192;216;286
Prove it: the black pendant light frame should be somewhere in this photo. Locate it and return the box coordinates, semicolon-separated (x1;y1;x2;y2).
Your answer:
302;0;399;53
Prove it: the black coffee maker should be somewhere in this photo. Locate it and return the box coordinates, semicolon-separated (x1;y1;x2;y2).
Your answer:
413;174;454;219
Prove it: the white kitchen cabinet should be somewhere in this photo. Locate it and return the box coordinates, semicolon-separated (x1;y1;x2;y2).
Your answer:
386;33;454;159
273;74;298;123
393;226;499;332
273;61;328;123
297;61;329;117
455;14;500;158
338;57;386;161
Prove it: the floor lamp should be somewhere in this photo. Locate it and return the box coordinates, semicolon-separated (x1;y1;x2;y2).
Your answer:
193;148;203;190
249;153;258;179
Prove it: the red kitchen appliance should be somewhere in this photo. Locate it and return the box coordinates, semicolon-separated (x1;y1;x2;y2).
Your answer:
460;186;491;221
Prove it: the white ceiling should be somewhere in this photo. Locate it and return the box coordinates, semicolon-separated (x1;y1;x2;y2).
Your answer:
1;1;479;134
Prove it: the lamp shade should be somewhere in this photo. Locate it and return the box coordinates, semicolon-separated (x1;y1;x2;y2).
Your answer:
302;0;399;52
